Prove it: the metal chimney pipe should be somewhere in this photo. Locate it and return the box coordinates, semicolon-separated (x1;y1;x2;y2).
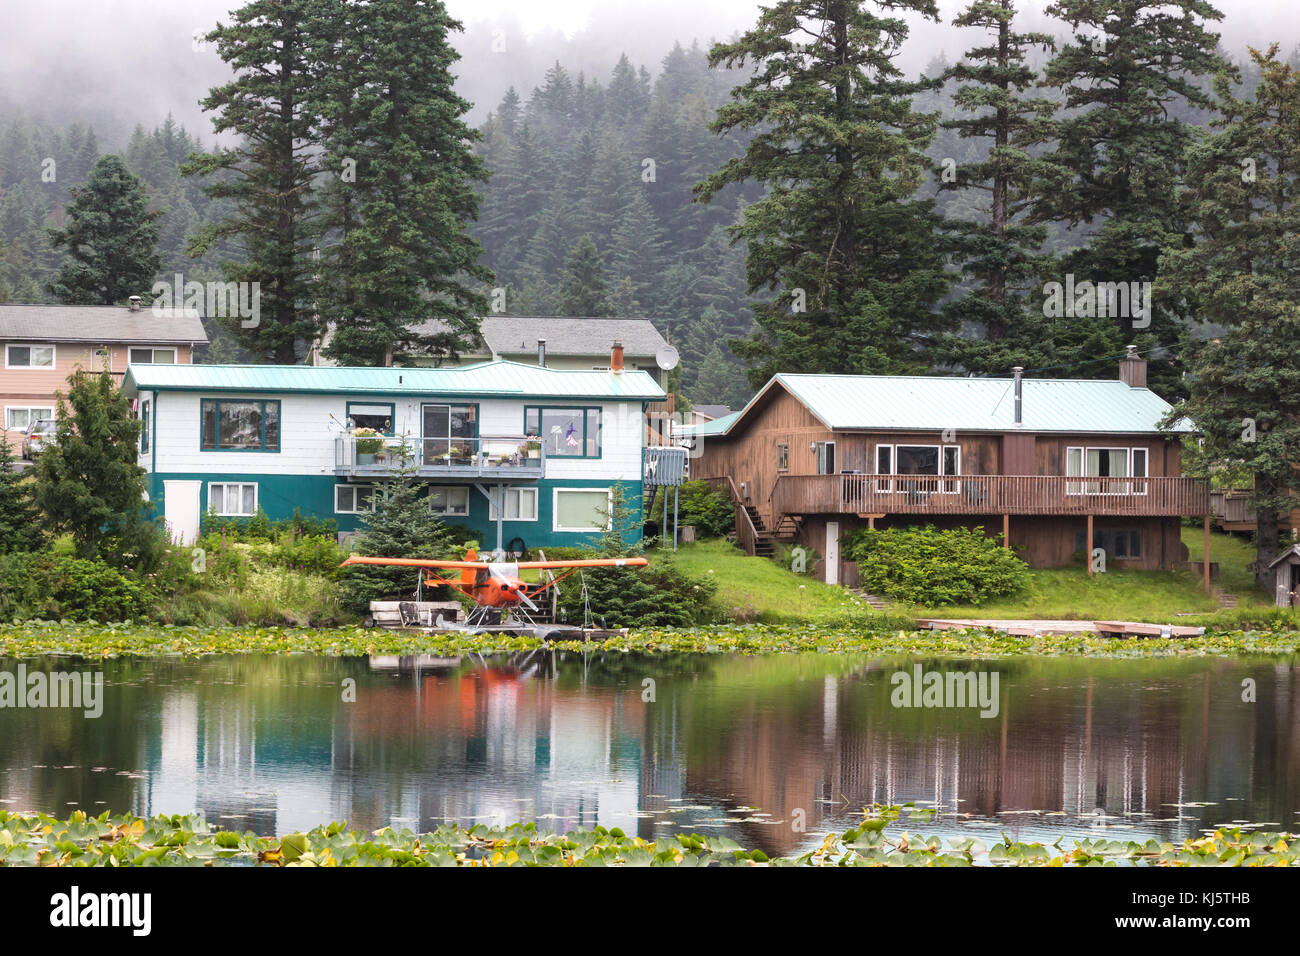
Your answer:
128;295;141;312
1012;366;1024;425
537;338;546;367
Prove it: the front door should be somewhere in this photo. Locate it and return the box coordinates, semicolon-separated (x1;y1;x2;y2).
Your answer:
825;521;840;586
163;480;202;545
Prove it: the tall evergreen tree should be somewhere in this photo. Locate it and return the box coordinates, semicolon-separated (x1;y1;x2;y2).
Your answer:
184;0;322;364
1029;0;1230;394
315;0;491;366
696;0;951;385
0;437;36;553
937;0;1059;373
47;155;160;305
558;234;612;316
1160;46;1300;593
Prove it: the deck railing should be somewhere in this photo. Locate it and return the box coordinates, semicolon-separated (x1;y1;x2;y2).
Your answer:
702;475;761;553
771;473;1209;519
334;435;545;478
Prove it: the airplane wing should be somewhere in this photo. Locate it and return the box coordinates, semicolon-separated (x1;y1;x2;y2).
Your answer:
339;556;648;570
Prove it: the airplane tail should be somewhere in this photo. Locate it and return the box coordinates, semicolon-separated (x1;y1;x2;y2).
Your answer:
461;549;478;587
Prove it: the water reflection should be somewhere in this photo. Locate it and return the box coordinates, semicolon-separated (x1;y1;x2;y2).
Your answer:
0;652;1295;855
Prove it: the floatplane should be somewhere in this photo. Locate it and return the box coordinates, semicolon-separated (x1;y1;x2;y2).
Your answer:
340;549;648;638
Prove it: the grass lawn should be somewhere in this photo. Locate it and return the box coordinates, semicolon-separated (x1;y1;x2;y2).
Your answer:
651;538;879;624
656;530;1288;627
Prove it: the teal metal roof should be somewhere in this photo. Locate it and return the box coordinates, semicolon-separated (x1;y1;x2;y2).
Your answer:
677;374;1192;437
678;410;740;438
123;360;665;401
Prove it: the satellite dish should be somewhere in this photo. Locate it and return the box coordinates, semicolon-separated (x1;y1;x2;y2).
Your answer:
656;345;680;371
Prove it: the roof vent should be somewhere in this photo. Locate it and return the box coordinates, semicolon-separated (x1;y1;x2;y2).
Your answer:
128;295;141;312
1012;366;1024;426
537;338;547;368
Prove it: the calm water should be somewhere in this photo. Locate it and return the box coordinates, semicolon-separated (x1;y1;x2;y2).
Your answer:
0;651;1296;855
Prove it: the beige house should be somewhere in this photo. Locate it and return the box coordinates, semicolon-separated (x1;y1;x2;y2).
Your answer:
0;301;207;452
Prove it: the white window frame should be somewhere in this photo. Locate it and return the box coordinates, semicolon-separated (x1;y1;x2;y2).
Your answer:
128;346;178;365
138;399;151;454
776;443;789;472
5;406;55;431
874;443;961;493
207;482;258;517
1066;446;1145;495
335;484;376;515
815;440;836;475
5;344;56;369
429;485;470;517
553;487;612;533
489;487;539;522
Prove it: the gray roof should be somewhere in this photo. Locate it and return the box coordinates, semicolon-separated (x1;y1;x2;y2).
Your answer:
679;373;1194;437
0;304;208;345
412;316;669;358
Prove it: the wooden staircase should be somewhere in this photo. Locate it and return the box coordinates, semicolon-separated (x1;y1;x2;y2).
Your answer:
743;505;778;557
771;514;802;541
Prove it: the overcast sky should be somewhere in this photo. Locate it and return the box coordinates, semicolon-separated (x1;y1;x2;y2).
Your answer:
0;0;1295;145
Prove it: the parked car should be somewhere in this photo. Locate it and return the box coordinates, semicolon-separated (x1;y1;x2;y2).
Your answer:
21;419;56;459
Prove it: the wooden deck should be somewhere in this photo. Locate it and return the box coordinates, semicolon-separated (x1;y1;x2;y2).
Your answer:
772;474;1209;518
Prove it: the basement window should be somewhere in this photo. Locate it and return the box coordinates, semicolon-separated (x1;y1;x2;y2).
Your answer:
335;484;376;514
208;482;258;517
1076;527;1142;559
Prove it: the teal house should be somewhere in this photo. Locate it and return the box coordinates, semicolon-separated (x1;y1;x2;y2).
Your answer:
123;355;664;551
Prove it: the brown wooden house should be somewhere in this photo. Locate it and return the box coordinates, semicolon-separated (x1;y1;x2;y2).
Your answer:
679;348;1212;587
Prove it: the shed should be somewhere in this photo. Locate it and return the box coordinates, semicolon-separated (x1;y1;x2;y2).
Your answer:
1267;544;1300;607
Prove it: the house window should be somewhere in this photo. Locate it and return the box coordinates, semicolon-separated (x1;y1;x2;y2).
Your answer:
554;488;610;532
335;484;375;514
129;347;177;364
139;399;151;454
5;407;54;431
777;443;789;472
208;482;257;517
430;485;470;517
526;407;601;458
201;398;280;451
421;403;476;459
1076;527;1142;559
875;444;961;492
814;441;836;475
489;487;538;521
1066;446;1147;494
5;344;54;368
347;402;395;436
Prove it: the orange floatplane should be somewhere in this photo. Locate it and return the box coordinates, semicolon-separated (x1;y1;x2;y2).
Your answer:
340;549;648;635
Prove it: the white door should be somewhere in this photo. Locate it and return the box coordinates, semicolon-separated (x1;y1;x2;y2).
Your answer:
825;521;840;586
163;480;202;545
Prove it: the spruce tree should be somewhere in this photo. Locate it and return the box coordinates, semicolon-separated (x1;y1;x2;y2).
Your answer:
937;0;1059;374
696;0;951;385
33;369;155;567
184;0;322;364
1029;0;1230;394
315;0;491;366
558;235;613;316
48;155;160;305
0;437;36;553
1159;46;1300;593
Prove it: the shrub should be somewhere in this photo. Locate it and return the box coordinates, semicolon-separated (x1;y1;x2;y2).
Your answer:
555;556;720;628
39;555;148;622
843;525;1028;607
265;534;349;579
0;553;44;620
650;480;734;539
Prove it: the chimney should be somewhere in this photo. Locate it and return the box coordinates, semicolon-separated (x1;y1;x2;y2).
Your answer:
128;295;141;312
1012;366;1023;426
611;339;624;373
1119;344;1146;388
537;338;547;367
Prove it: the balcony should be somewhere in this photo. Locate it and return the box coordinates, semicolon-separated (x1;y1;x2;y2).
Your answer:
334;435;544;480
772;474;1210;519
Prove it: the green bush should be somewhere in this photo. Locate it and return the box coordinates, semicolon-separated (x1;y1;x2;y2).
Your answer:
265;534;349;579
0;553;44;620
650;480;735;539
39;555;148;622
843;525;1028;607
555;556;720;628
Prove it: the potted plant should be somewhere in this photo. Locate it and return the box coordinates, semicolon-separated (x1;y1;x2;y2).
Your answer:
524;436;542;460
354;427;384;465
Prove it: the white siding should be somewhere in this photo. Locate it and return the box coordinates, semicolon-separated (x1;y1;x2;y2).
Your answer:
150;391;644;481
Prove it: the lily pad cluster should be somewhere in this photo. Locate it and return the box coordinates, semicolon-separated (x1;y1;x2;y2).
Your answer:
1;621;1299;659
0;810;1294;867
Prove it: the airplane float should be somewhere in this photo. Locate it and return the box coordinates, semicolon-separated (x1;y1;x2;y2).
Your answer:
340;549;648;635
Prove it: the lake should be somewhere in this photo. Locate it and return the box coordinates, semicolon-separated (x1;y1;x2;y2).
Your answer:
0;651;1295;856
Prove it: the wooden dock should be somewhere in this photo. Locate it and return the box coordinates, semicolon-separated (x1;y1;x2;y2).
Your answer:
917;618;1205;638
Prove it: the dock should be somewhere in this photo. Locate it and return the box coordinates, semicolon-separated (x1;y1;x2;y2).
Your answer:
917;618;1206;638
